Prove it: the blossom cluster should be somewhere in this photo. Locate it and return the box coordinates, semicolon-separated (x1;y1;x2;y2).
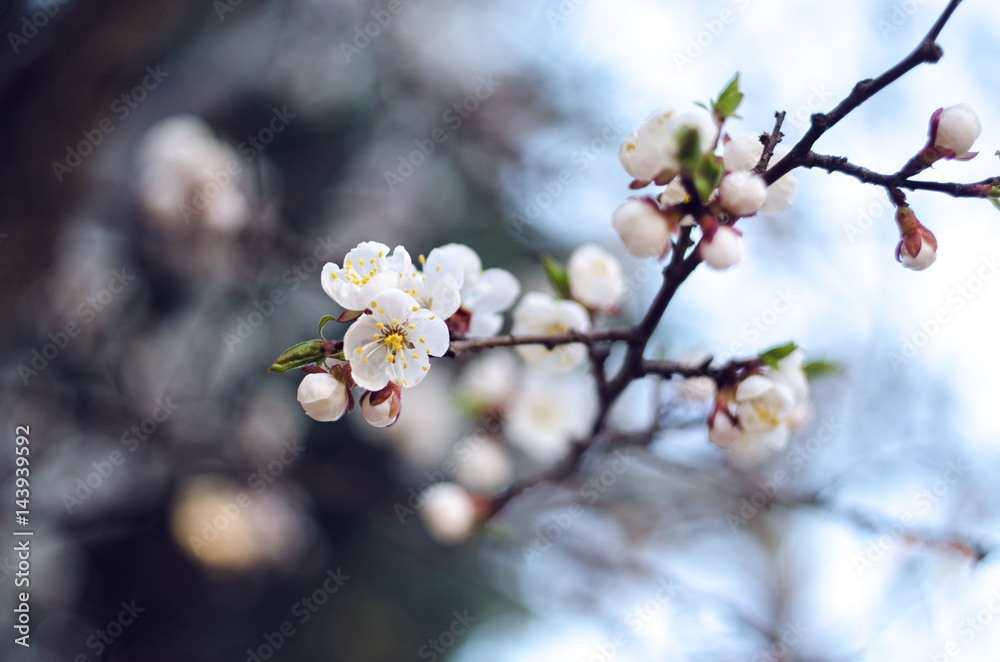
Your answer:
612;103;798;272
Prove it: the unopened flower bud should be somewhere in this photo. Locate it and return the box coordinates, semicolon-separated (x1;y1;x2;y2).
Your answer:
567;243;625;310
297;372;350;422
360;383;402;427
718;171;767;218
723;133;765;172
932;103;981;161
895;206;937;271
698;222;743;271
708;400;739;448
612;198;672;258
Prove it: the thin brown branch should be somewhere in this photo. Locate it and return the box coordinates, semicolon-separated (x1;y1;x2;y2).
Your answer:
802;151;998;198
446;327;635;356
765;0;964;185
752;111;786;175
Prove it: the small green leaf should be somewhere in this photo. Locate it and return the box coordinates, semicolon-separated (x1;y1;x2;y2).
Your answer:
712;72;743;120
758;341;797;368
803;360;841;379
693;101;709;110
990;197;1000;214
692;154;724;204
541;254;572;299
318;315;336;339
268;340;325;373
675;127;703;173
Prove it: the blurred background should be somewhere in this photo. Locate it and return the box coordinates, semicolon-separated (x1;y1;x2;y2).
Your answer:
2;0;1000;660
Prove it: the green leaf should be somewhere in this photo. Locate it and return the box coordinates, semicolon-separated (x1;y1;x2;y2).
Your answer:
675;127;703;173
693;101;709;110
712;72;743;120
990;197;1000;214
541;254;572;299
268;340;325;373
803;360;841;379
758;341;797;368
692;154;724;204
318;315;336;339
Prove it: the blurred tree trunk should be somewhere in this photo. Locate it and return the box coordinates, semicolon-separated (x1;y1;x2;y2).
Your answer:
0;0;204;339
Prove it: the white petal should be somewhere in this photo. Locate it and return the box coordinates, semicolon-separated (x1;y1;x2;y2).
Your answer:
410;310;450;356
465;268;520;315
468;312;504;337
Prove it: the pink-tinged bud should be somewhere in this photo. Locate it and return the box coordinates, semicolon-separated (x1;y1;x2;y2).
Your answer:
612;197;672;258
718;171;767;218
360;383;402;427
931;103;981;161
698;219;743;271
894;206;937;271
419;482;480;544
708;399;739;448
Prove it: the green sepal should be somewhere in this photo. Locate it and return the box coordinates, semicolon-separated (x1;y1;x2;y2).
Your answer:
803;360;841;379
541;254;572;299
758;341;797;369
318;315;336;339
268;340;325;373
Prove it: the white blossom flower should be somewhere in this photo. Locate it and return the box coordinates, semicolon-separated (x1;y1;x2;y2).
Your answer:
770;350;811;429
322;241;412;311
296;371;350;422
419;482;478;544
359;384;402;428
511;292;591;372
456;350;519;410
137;115;250;234
932;103;981;160
708;403;740;448
619;109;717;185
760;145;797;215
734;374;796;452
506;371;597;463
344;289;450;391
698;225;743;270
429;244;520;336
659;176;689;206
723;132;764;172
567;243;624;310
612;198;671;259
452;435;514;494
718;171;767;218
399;248;464;319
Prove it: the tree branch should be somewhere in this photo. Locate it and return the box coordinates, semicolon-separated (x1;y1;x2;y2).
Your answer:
802;151;998;198
765;0;964;185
